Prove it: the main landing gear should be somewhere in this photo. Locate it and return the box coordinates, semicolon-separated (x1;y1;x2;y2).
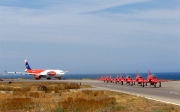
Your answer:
159;82;161;87
131;82;133;86
153;82;161;88
154;84;156;87
47;77;51;80
142;82;144;87
153;83;161;88
121;81;123;85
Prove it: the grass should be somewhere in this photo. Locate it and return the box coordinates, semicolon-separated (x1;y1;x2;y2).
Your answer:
0;82;179;112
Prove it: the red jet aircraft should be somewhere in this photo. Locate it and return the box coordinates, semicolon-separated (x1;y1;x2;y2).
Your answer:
125;73;134;86
102;75;114;83
134;70;145;86
143;69;161;87
114;74;125;85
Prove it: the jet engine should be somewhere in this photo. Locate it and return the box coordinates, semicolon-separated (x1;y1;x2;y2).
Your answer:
34;75;41;80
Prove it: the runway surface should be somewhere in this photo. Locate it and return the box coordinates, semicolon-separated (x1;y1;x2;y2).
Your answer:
2;79;180;106
61;80;180;106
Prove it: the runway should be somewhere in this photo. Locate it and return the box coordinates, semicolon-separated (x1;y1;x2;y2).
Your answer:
60;80;180;106
2;79;180;106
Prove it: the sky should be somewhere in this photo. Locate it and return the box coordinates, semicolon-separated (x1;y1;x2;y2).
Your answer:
0;0;180;74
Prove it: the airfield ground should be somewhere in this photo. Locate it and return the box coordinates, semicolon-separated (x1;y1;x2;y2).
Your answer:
0;79;180;111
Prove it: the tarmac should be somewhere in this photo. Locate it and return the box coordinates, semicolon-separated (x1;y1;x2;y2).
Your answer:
1;79;180;106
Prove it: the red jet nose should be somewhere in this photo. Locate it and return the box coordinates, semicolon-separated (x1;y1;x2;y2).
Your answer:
139;79;143;82
152;78;158;83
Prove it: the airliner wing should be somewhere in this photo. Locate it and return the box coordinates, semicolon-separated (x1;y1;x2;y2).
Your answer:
4;70;36;75
5;71;50;76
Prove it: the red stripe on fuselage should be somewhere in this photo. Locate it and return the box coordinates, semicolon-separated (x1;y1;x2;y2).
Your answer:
27;69;44;74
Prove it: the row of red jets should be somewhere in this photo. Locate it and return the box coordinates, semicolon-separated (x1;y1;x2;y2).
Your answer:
98;69;169;87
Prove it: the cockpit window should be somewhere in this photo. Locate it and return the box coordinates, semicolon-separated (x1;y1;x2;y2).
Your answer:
152;74;156;77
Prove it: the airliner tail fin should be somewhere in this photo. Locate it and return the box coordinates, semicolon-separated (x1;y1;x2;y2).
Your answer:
25;60;32;70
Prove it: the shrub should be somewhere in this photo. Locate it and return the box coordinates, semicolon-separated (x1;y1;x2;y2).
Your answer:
57;95;116;112
0;98;33;111
38;85;47;91
29;92;40;98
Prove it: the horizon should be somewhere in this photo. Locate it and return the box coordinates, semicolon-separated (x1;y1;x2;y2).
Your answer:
1;70;180;76
0;0;180;74
1;72;180;81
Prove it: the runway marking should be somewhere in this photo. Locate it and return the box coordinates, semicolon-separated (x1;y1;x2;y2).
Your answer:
170;91;180;95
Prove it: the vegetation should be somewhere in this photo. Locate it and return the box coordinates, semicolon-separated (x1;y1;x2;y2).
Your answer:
0;82;179;112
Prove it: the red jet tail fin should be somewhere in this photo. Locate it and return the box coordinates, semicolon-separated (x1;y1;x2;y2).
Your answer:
136;70;139;77
148;68;151;76
126;72;129;77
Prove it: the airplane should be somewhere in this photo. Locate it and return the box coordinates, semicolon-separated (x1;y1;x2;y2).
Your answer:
143;69;161;87
119;74;125;85
106;75;114;83
112;75;120;84
125;73;133;86
113;74;125;85
98;76;107;82
100;75;114;83
134;70;145;86
5;60;68;80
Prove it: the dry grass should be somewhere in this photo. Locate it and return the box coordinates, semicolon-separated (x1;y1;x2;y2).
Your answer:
0;82;179;112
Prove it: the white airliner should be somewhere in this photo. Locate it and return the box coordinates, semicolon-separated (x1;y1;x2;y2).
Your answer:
6;60;68;80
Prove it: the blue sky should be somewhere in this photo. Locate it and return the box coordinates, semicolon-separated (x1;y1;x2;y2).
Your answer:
0;0;180;74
